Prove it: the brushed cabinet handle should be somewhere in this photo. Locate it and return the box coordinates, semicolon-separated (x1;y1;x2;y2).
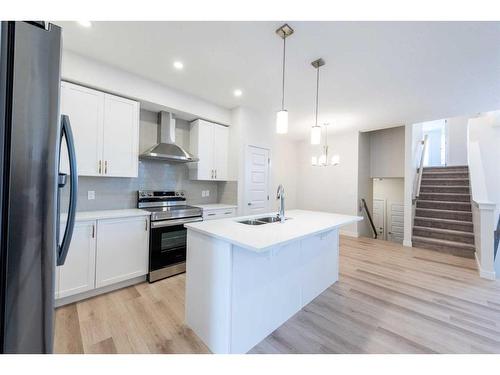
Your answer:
92;224;95;238
98;160;102;174
104;160;108;174
215;169;217;179
145;218;148;231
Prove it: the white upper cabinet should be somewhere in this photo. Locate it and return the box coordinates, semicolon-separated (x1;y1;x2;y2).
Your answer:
60;82;104;175
60;81;139;178
102;94;139;177
189;119;229;181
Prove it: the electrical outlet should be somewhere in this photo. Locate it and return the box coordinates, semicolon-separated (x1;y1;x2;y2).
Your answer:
206;190;210;197
201;190;206;198
88;191;95;200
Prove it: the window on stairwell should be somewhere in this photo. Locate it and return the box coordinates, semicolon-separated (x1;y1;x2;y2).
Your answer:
422;119;447;167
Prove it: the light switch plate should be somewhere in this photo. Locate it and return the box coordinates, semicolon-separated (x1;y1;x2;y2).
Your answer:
206;190;210;197
88;191;95;200
202;190;206;198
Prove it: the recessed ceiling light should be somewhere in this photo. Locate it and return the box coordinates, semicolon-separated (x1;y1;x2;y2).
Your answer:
173;61;184;70
233;89;243;97
77;21;92;28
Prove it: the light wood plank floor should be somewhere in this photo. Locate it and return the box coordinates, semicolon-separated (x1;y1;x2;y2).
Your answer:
55;236;500;354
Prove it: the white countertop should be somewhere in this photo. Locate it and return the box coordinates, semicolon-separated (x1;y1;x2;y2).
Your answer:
193;203;238;210
66;209;151;222
184;209;362;252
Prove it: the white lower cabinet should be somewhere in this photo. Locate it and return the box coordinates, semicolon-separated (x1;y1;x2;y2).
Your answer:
95;216;149;288
56;215;149;301
202;207;236;220
56;220;97;299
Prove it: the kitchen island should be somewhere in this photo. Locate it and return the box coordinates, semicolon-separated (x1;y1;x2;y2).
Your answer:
184;209;362;354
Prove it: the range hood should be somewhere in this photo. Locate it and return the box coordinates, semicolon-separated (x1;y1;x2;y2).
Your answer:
140;111;199;163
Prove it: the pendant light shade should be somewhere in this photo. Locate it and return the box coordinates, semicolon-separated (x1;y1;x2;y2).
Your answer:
310;58;325;144
311;125;321;144
276;110;289;134
275;24;294;134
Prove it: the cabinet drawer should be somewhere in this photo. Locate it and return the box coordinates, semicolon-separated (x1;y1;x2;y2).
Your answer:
203;208;236;220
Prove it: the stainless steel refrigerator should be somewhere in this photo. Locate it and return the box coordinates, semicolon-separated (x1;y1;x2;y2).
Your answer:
0;21;78;353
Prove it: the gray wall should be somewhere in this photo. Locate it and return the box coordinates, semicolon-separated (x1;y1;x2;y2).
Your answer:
369;126;405;178
63;109;237;212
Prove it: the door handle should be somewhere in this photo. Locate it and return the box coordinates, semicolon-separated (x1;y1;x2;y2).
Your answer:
57;115;78;266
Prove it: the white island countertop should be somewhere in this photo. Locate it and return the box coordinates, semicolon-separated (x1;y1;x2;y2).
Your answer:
192;203;238;210
184;209;362;252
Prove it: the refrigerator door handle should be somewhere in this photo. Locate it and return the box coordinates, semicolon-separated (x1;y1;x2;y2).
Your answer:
57;114;78;266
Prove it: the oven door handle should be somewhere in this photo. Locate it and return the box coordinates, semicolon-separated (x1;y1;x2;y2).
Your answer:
151;217;203;229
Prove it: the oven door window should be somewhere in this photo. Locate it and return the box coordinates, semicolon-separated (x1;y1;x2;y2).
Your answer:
150;224;187;270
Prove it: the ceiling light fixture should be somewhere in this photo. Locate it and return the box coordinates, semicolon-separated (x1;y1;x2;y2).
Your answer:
310;58;325;145
311;123;340;167
275;23;294;134
233;89;243;97
173;61;184;70
77;21;92;28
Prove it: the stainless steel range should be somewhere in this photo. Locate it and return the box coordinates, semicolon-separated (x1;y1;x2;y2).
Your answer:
138;190;202;282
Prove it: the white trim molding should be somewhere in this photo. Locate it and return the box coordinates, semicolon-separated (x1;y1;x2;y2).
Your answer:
472;200;497;280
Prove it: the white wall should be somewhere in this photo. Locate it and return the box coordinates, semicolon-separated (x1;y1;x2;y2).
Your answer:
403;122;423;246
370;126;405;178
468;112;500;278
61;50;231;125
446;116;469;166
229;107;298;215
296;131;360;236
357;132;373;238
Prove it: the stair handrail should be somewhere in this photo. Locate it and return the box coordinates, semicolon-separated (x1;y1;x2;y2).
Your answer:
413;134;429;203
361;198;377;239
495;213;500;260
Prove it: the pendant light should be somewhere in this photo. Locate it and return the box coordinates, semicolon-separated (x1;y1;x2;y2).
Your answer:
275;24;294;134
311;123;340;167
310;58;325;144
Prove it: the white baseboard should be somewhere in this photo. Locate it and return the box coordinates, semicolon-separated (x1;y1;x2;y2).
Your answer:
475;252;496;280
340;230;359;238
55;275;147;307
403;239;412;247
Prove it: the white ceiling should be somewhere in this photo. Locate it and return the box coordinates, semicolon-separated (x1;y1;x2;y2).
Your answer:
55;21;500;139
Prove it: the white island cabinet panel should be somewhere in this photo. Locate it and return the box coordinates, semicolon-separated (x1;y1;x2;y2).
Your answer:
57;220;97;299
185;209;362;354
95;216;149;288
230;242;302;354
185;232;233;354
300;230;339;306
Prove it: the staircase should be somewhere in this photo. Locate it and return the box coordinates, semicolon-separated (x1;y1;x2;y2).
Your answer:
412;165;475;258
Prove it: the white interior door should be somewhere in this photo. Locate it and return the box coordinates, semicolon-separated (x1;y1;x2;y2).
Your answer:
245;146;270;215
372;199;386;240
387;203;404;243
102;93;139;177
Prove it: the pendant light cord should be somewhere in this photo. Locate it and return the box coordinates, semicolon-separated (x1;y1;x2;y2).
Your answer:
281;36;286;110
315;66;320;127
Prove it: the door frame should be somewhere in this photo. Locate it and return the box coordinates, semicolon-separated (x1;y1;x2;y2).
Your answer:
244;145;271;215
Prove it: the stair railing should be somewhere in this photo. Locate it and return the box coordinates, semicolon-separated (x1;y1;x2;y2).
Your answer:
495;213;500;260
412;134;429;203
361;198;377;239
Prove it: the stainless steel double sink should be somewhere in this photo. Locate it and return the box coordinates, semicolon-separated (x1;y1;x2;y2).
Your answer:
237;216;290;225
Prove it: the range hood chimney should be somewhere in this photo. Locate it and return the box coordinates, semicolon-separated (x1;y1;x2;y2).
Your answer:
140;111;199;163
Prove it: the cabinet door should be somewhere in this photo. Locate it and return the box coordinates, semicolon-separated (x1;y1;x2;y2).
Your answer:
60;82;104;176
102;94;139;177
213;124;229;180
96;216;149;288
189;120;214;180
57;220;97;299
